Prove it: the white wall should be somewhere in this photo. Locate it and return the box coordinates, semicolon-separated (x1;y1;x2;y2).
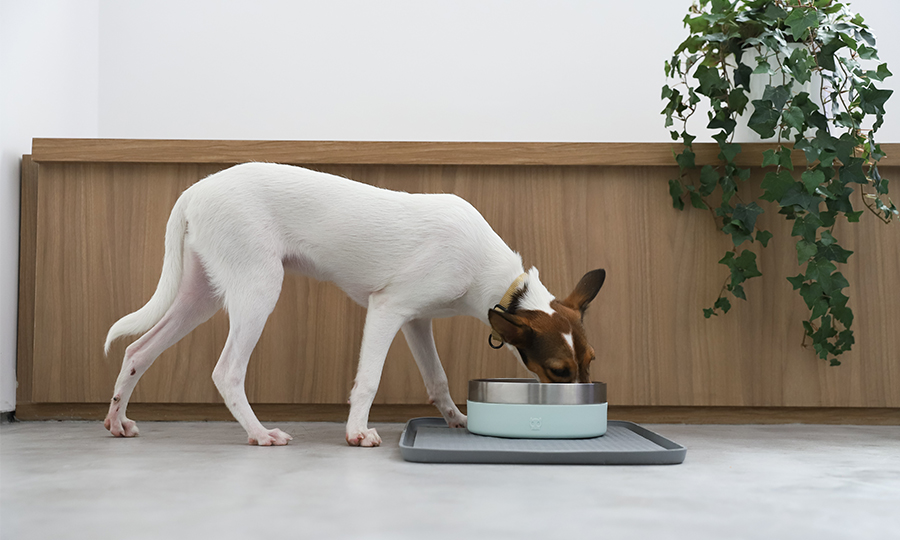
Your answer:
0;0;99;412
1;0;897;412
98;0;692;142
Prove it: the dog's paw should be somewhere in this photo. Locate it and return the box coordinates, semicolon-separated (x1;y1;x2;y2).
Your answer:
345;428;381;447
104;416;140;438
442;407;467;429
447;413;467;429
249;428;293;446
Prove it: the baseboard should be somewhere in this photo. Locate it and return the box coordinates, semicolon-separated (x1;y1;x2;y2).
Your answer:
12;403;900;425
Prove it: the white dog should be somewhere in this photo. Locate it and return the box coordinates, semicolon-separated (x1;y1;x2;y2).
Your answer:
103;163;605;446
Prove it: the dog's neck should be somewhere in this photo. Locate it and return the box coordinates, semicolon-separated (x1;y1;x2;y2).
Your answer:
469;264;556;324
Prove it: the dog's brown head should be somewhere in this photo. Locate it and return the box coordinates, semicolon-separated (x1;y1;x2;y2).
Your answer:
488;269;606;383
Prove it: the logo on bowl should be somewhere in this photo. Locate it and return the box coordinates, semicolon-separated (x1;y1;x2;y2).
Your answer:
530;417;542;431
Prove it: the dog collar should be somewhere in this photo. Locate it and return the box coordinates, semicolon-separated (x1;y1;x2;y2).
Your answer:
489;273;527;348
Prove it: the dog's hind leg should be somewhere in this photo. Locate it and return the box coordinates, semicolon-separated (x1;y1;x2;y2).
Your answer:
105;248;221;437
211;260;292;446
402;318;466;428
345;295;408;447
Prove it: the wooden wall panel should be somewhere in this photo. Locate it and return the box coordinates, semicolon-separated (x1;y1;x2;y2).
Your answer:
21;143;900;410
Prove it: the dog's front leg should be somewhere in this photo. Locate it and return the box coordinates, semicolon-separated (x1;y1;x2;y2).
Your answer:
346;299;407;447
402;318;466;428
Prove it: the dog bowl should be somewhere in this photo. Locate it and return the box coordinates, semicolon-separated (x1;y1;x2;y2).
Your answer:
466;378;607;439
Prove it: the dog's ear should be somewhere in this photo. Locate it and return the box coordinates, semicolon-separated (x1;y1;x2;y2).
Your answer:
488;309;534;347
563;269;606;313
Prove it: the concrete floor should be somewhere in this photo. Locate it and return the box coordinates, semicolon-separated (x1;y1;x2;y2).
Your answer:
1;421;898;540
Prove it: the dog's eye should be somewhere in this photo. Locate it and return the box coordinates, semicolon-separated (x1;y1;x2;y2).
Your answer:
548;367;572;380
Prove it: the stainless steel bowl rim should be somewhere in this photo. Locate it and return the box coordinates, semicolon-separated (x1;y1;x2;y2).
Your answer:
468;378;607;405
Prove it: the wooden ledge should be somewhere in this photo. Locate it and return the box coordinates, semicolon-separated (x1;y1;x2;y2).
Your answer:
31;138;900;167
13;403;900;425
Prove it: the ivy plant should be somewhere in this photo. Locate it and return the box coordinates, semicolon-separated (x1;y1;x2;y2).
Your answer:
662;0;895;365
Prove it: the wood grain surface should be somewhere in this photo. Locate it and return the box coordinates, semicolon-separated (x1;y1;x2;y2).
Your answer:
32;138;900;167
19;141;900;414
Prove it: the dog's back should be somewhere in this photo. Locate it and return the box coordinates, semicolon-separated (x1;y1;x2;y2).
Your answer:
182;163;517;312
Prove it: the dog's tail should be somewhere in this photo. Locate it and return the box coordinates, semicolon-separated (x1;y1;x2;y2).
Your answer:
104;194;190;355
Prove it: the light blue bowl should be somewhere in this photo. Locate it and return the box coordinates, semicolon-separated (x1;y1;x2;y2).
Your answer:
466;379;607;439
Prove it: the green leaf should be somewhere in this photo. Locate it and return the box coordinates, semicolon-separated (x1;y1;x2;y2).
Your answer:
714;296;732;314
799;281;824;309
816;38;844;71
791;213;823;242
699;165;719;196
783;106;805;133
811;297;829;320
867;63;893;82
690;191;708;210
846;210;864;222
780;184;823;216
817;242;853;264
669;179;685;211
761;171;795;202
801;170;825;194
732;202;764;231
756;230;773;247
734;63;753;91
778;145;794;171
796;239;818;264
859;86;893;115
728;88;750;114
703;308;716;318
763;85;791;111
762;149;779;168
787;274;805;290
718;142;741;163
839;158;867;184
676;149;696;171
785;8;818;40
748;100;780;138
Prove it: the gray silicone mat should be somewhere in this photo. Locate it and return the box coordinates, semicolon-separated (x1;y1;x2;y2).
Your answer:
400;417;686;465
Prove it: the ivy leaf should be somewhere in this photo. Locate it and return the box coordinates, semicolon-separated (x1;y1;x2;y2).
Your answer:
728;88;750;114
859;86;893;115
690;191;708;210
815;38;844;71
699;165;719;196
791;213;823;242
846;210;864;222
783;106;805;133
796;239;818;264
839;158;867;184
785;8;818;40
732;202;764;231
669;179;685;210
734;63;753;91
756;230;773;247
762;148;779;168
817;242;853;264
718;142;741;163
787;274;805;290
778;145;794;171
763;84;791;111
761;171;795;202
714;296;732;314
676;148;696;171
799;281;824;309
801;169;826;194
748;100;780;138
867;63;892;82
780;184;822;216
